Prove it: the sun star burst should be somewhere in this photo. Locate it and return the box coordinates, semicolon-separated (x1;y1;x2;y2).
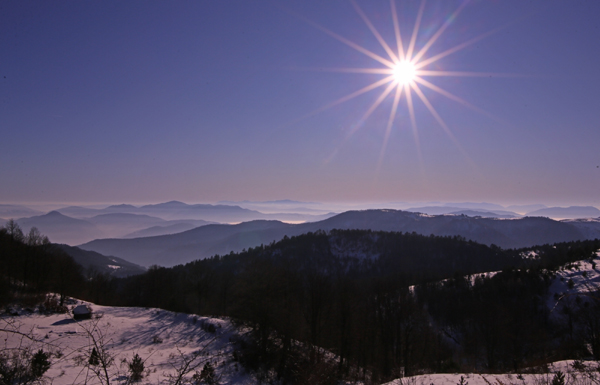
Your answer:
294;0;510;169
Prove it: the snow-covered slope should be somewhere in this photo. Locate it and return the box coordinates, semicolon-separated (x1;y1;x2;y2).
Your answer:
547;251;600;314
1;300;253;385
382;361;598;385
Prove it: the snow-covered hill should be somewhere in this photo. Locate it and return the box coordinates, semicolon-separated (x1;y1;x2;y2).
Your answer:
547;251;600;316
1;300;253;385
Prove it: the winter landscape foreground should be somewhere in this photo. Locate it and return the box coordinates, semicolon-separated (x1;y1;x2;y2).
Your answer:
3;251;600;385
2;301;253;385
3;302;600;385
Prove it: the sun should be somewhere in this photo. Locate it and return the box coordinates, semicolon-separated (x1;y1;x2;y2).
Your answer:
393;61;416;85
293;0;505;167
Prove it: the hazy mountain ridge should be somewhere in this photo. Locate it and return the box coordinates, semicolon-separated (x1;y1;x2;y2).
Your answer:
505;203;548;213
527;206;600;219
7;211;213;245
0;204;44;218
561;217;600;239
87;213;213;239
7;202;599;250
443;201;507;210
54;200;334;223
216;199;331;214
407;205;521;217
79;209;594;267
218;199;319;205
54;244;146;277
81;220;296;267
447;209;518;218
89;212;166;225
16;211;103;245
122;223;199;238
87;213;169;238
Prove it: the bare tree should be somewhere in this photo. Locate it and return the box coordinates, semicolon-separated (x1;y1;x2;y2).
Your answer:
25;227;49;247
164;338;223;385
0;318;52;385
72;317;117;385
4;219;24;242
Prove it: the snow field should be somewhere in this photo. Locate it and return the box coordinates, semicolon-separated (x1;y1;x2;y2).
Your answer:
547;252;600;315
1;301;254;385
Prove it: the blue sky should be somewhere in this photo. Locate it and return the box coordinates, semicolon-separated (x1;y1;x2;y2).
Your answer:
1;1;599;207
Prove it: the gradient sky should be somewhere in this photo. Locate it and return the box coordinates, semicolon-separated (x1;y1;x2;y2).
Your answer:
1;1;599;207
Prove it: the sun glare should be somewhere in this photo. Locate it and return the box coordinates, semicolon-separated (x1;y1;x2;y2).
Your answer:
393;61;416;85
295;0;505;169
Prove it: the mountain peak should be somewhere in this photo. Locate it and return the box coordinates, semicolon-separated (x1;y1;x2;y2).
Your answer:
526;206;600;219
106;204;138;210
164;200;186;205
45;210;67;217
146;201;188;208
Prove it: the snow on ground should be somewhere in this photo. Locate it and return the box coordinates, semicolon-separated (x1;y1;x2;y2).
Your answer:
4;251;599;385
383;360;600;385
1;299;254;385
409;271;501;293
546;252;600;315
520;250;540;260
400;252;600;385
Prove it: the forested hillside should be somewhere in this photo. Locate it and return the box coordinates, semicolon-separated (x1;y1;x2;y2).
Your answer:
86;230;600;384
0;222;84;306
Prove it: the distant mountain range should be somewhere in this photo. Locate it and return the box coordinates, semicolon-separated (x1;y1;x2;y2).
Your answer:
0;204;43;218
2;201;336;245
406;206;520;217
87;213;211;239
505;204;548;214
446;210;518;219
79;209;600;268
55;200;335;223
10;211;213;245
406;204;600;220
16;211;103;245
81;220;295;267
122;223;199;238
217;199;320;205
526;206;600;219
442;202;507;211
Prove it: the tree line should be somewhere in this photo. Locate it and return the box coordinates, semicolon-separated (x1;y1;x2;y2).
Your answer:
0;220;84;307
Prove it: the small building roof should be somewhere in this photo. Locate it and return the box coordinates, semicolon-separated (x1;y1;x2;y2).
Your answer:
73;304;91;315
